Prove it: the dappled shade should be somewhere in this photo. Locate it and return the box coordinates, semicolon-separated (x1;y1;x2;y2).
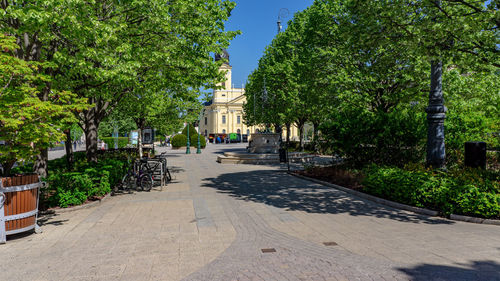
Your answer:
202;170;454;225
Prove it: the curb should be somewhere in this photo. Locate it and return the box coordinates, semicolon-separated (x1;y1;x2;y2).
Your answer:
289;172;499;226
39;193;111;215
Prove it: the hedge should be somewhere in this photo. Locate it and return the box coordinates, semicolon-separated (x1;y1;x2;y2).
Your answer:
101;137;129;149
171;134;206;148
182;125;198;137
190;134;206;148
171;134;187;148
362;164;500;219
42;152;129;208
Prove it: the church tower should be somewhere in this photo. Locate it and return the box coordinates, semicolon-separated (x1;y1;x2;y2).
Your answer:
215;49;232;90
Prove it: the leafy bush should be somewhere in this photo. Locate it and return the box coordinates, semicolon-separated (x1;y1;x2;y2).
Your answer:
321;106;427;167
41;151;128;208
100;137;129;149
362;164;500;219
44;172;93;208
181;125;197;137
171;133;206;148
190;134;206;148
171;134;187;148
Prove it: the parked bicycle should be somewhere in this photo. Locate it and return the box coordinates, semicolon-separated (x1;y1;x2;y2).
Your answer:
154;152;172;182
120;159;154;192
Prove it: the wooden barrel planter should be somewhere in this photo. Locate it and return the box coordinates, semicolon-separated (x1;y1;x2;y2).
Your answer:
0;174;41;244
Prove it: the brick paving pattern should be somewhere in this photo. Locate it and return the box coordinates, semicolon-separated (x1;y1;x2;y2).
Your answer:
1;143;499;281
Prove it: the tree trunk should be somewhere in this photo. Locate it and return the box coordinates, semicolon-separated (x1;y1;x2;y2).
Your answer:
34;148;48;178
274;124;283;142
312;122;319;141
64;129;74;170
297;121;305;151
2;159;16;177
138;128;143;158
85;117;99;163
285;123;291;144
34;86;49;177
313;121;320;153
136;118;145;158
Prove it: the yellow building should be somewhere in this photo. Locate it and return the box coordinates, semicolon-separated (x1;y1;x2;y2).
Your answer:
199;51;299;142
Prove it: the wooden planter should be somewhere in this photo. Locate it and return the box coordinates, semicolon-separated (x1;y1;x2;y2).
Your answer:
0;174;41;244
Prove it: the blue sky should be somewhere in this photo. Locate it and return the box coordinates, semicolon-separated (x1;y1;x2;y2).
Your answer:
223;0;314;88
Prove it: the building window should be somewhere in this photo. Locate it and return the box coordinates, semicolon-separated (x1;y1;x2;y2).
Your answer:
247;129;250;135
222;94;226;97
237;129;241;134
204;117;207;125
222;115;226;124
205;130;207;136
222;129;226;134
237;115;241;124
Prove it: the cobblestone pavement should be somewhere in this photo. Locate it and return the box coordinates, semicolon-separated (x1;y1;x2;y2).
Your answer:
1;144;499;281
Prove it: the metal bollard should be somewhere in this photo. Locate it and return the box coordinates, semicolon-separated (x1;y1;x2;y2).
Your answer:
0;192;6;244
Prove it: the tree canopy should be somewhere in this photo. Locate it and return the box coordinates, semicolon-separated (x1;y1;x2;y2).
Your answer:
244;0;499;165
1;0;239;174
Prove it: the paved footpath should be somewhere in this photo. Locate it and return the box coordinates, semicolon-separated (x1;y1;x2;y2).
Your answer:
1;144;499;281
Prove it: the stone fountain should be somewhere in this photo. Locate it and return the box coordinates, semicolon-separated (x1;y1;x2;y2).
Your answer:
217;133;281;164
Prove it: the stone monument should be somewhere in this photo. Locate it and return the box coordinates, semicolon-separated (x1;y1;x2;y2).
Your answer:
247;133;280;154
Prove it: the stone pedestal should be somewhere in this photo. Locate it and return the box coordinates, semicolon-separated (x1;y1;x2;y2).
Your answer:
247;133;280;154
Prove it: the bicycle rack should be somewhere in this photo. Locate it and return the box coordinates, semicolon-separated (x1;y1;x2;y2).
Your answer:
136;158;168;190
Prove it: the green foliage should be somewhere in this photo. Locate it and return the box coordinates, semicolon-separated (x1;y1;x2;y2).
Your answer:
171;133;206;148
100;137;130;149
98;114;137;138
244;0;499;169
41;151;128;208
362;164;500;219
44;172;93;208
182;125;198;137
70;124;84;142
171;134;188;148
444;69;500;164
190;134;206;148
321;105;427;166
0;34;88;176
1;0;239;164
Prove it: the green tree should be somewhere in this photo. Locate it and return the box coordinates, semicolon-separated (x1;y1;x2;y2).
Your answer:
0;34;86;176
2;0;239;166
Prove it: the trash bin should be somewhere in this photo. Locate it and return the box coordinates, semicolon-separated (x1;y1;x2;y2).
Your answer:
279;148;287;163
1;174;41;244
464;141;486;169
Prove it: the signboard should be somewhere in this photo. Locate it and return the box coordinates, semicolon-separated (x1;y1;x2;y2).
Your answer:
142;128;155;144
130;131;139;145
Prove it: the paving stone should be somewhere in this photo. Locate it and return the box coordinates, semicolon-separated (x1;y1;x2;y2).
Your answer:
1;144;499;281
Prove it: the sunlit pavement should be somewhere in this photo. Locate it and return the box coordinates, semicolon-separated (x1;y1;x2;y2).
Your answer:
1;143;499;281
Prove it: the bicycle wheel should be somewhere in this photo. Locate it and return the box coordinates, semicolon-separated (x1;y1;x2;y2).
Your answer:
122;173;135;192
140;174;153;191
165;169;172;182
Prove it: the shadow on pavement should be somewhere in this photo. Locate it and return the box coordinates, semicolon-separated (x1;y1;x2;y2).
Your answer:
202;169;454;224
213;147;248;155
169;166;185;173
37;211;67;227
398;260;500;281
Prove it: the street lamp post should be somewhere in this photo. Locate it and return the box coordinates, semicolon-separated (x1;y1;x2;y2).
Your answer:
196;122;201;154
186;122;191;154
426;61;446;169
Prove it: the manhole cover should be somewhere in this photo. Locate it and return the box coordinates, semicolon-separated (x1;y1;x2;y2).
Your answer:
261;248;276;253
323;242;338;246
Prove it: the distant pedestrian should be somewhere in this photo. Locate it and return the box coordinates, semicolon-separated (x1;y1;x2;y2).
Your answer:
73;141;77;151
